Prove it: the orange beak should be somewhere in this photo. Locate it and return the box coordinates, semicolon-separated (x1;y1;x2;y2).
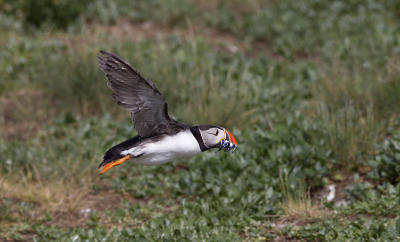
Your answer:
216;129;238;153
225;130;237;145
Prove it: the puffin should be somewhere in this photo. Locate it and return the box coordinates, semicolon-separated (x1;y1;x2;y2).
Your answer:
97;51;238;175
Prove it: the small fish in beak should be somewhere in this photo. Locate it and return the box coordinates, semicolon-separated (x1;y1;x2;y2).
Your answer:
216;130;238;153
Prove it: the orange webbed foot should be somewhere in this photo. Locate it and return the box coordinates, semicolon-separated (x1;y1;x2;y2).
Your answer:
99;155;130;175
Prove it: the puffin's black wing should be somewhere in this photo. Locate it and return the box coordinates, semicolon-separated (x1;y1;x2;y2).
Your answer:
97;51;185;138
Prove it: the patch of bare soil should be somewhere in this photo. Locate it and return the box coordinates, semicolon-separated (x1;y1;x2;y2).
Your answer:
101;18;249;54
63;18;273;58
44;188;175;230
46;190;125;228
194;0;272;15
89;18;322;61
313;175;353;207
253;178;354;241
0;190;156;241
44;190;127;229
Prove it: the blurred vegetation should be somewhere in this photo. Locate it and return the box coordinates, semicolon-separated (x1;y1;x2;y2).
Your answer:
1;0;94;29
1;0;400;241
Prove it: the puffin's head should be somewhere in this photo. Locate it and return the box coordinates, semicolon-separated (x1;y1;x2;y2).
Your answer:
198;125;238;153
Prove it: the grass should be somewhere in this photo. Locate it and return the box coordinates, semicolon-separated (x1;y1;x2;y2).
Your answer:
278;171;330;223
2;0;400;241
0;175;91;223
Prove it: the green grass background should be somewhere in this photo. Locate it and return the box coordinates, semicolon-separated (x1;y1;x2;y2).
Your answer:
1;0;400;241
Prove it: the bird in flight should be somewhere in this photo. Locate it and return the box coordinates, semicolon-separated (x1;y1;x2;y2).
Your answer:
97;51;237;175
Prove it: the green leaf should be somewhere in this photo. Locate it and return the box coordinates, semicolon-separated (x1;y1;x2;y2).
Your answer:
350;222;363;230
393;141;400;151
396;219;400;233
387;183;396;195
174;229;181;236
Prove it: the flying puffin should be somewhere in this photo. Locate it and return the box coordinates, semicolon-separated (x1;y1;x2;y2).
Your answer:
97;51;238;175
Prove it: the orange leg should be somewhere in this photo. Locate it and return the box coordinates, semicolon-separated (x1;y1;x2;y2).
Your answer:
99;155;130;175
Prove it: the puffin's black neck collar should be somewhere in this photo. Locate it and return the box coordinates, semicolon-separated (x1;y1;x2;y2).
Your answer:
189;126;207;152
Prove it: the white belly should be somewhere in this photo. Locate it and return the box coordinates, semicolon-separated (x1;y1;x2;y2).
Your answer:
120;131;202;166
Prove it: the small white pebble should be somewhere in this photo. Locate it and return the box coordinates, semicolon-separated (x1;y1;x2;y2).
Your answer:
80;208;91;217
327;184;335;202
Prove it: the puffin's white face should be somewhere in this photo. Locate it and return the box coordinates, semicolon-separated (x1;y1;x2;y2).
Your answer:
198;125;238;152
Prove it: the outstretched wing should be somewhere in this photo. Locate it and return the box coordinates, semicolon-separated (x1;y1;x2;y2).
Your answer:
97;51;185;138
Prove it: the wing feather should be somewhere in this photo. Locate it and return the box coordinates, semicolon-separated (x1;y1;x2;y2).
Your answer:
98;51;186;137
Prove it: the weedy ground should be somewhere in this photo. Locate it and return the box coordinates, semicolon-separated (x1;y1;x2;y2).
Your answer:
1;0;400;241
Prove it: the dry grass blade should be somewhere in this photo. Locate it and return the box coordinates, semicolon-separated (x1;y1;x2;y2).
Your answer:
0;168;92;224
278;170;331;224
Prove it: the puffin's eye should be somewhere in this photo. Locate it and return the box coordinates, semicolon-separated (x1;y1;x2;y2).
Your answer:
215;130;219;136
